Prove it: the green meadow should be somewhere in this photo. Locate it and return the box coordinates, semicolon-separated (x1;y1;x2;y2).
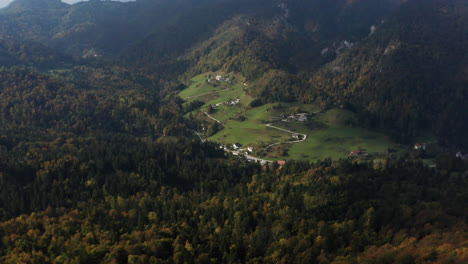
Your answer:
180;72;402;161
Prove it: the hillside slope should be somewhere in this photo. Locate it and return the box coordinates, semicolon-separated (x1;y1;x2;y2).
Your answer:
0;0;218;60
0;0;465;147
310;0;468;145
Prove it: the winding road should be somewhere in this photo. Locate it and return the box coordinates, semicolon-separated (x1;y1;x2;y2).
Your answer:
204;112;222;124
193;131;205;143
264;123;307;150
195;98;308;163
244;153;273;164
192;126;272;164
200;113;308;162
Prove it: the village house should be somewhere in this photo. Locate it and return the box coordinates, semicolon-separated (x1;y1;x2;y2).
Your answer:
233;143;242;150
456;152;468;161
247;147;254;153
225;99;240;106
296;113;308;122
292;134;301;140
281;113;309;122
212;75;231;84
349;150;364;157
277;160;286;166
210;102;223;108
414;143;427;150
279;113;289;122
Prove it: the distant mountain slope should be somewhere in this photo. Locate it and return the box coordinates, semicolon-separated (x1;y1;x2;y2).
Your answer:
127;0;404;74
0;0;403;68
122;0;281;75
0;1;68;43
0;38;72;68
310;0;468;145
0;0;465;147
0;0;217;59
3;0;67;12
124;0;467;147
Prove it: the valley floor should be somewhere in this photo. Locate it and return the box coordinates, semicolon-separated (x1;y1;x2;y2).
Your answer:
181;72;407;162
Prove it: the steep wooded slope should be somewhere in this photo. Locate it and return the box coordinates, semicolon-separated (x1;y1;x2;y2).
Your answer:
310;0;468;145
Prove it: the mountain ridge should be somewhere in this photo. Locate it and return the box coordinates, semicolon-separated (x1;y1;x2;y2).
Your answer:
0;0;466;146
309;0;467;145
3;0;68;12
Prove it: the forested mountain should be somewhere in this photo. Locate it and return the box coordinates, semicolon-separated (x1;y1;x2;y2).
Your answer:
310;0;468;145
0;0;404;69
2;0;67;12
0;38;72;68
126;0;406;79
0;0;212;59
0;0;467;263
122;0;467;146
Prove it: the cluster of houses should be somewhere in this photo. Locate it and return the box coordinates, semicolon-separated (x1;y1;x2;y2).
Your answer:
231;143;254;153
280;113;309;122
225;98;240;106
220;143;254;153
210;102;223;108
414;143;427;151
210;98;240;109
220;143;289;167
291;133;305;140
456;152;468;161
207;75;232;84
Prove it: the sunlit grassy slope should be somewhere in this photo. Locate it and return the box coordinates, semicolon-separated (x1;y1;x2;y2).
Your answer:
181;72;402;161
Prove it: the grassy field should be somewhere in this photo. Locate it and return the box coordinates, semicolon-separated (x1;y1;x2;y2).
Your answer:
208;103;319;148
211;105;400;161
180;72;403;161
274;109;399;160
178;74;221;99
179;72;252;105
287;126;398;160
208;104;291;147
209;120;290;147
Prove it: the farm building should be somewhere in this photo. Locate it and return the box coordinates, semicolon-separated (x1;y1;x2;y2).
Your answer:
349;150;364;157
414;143;427;150
233;143;242;150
